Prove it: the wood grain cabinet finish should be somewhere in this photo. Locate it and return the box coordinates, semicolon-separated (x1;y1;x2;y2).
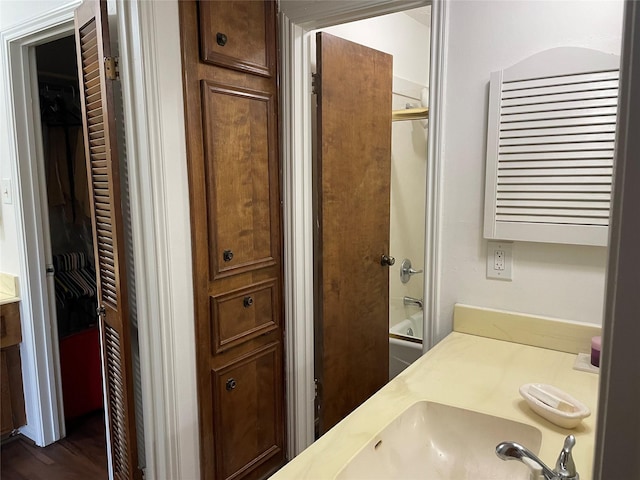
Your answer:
0;302;26;436
201;81;279;279
199;0;276;78
0;302;22;348
211;279;279;354
212;342;284;480
180;1;285;479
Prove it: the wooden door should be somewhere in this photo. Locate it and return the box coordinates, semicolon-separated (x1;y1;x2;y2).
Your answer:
179;1;286;479
74;1;139;478
315;32;393;434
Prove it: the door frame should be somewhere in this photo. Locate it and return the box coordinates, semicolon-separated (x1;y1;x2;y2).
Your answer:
279;0;437;455
1;1;193;478
0;1;81;447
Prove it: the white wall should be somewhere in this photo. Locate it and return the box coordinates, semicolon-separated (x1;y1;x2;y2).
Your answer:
0;0;78;276
321;9;430;87
0;0;81;275
0;0;72;30
437;0;625;341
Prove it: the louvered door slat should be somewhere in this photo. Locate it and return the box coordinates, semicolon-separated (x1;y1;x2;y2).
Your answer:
502;106;618;123
485;47;620;246
499;151;613;162
502;80;618;99
500;132;616;145
499;159;613;169
501;70;619;90
500;123;617;138
501;97;617;114
500;141;615;153
75;0;139;478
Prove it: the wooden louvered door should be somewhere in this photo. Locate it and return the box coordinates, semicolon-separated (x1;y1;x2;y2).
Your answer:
74;1;139;479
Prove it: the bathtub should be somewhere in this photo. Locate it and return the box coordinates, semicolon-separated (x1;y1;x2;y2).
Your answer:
389;311;424;380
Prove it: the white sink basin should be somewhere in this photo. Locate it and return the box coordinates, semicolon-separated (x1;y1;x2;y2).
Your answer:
335;401;542;480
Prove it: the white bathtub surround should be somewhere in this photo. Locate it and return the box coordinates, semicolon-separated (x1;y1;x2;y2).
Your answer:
388;88;428;329
389;311;424;380
390;311;423;339
270;330;599;479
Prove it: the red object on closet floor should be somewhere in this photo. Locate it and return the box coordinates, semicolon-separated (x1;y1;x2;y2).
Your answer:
59;326;103;419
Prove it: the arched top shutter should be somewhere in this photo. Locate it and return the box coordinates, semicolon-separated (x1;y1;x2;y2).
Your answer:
484;47;620;246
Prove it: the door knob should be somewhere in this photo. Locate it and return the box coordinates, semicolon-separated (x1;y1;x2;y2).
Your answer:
380;254;395;267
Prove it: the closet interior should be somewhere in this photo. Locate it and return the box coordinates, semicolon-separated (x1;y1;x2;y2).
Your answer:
36;35;105;436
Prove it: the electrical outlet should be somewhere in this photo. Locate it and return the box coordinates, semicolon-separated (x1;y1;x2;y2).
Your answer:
487;241;513;281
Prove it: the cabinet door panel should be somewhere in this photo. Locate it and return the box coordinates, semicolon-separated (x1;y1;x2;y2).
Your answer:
211;279;279;354
199;0;275;77
0;302;22;348
201;81;279;279
211;342;284;480
1;351;13;434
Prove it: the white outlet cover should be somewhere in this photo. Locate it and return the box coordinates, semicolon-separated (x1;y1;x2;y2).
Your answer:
487;241;513;281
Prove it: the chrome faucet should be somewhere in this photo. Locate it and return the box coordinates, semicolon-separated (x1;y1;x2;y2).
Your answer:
496;435;579;480
403;296;423;309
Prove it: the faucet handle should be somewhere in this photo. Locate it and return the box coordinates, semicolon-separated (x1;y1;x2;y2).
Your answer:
554;435;579;480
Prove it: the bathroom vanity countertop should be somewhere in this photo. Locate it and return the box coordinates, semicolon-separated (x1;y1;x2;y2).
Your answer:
0;273;20;305
0;294;20;305
271;332;599;479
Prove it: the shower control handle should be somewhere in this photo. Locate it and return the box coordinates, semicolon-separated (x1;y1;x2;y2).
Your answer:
400;258;423;284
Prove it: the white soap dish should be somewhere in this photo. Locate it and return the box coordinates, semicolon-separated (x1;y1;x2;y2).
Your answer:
519;383;590;429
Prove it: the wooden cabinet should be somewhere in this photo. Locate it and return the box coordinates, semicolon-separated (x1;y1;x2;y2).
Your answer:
179;2;285;479
211;342;284;480
0;302;26;436
198;0;276;77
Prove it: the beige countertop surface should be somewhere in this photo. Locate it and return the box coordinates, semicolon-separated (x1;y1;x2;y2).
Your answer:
0;292;20;305
0;273;20;305
271;331;599;480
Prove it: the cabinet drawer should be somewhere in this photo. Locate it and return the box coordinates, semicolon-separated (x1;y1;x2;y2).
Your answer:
0;302;22;348
211;279;279;354
211;342;284;480
198;0;276;77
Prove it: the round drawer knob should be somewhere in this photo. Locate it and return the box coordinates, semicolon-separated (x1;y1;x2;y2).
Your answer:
223;249;234;262
216;32;228;47
226;378;237;391
243;296;254;308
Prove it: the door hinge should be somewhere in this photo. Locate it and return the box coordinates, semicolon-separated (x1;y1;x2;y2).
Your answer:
45;264;55;276
314;378;319;399
104;56;119;80
311;73;319;95
96;305;106;317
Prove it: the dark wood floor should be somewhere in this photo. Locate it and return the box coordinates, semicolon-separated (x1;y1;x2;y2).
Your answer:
0;410;108;480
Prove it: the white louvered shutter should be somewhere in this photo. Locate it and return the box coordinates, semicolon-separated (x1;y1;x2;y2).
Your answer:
484;47;620;246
